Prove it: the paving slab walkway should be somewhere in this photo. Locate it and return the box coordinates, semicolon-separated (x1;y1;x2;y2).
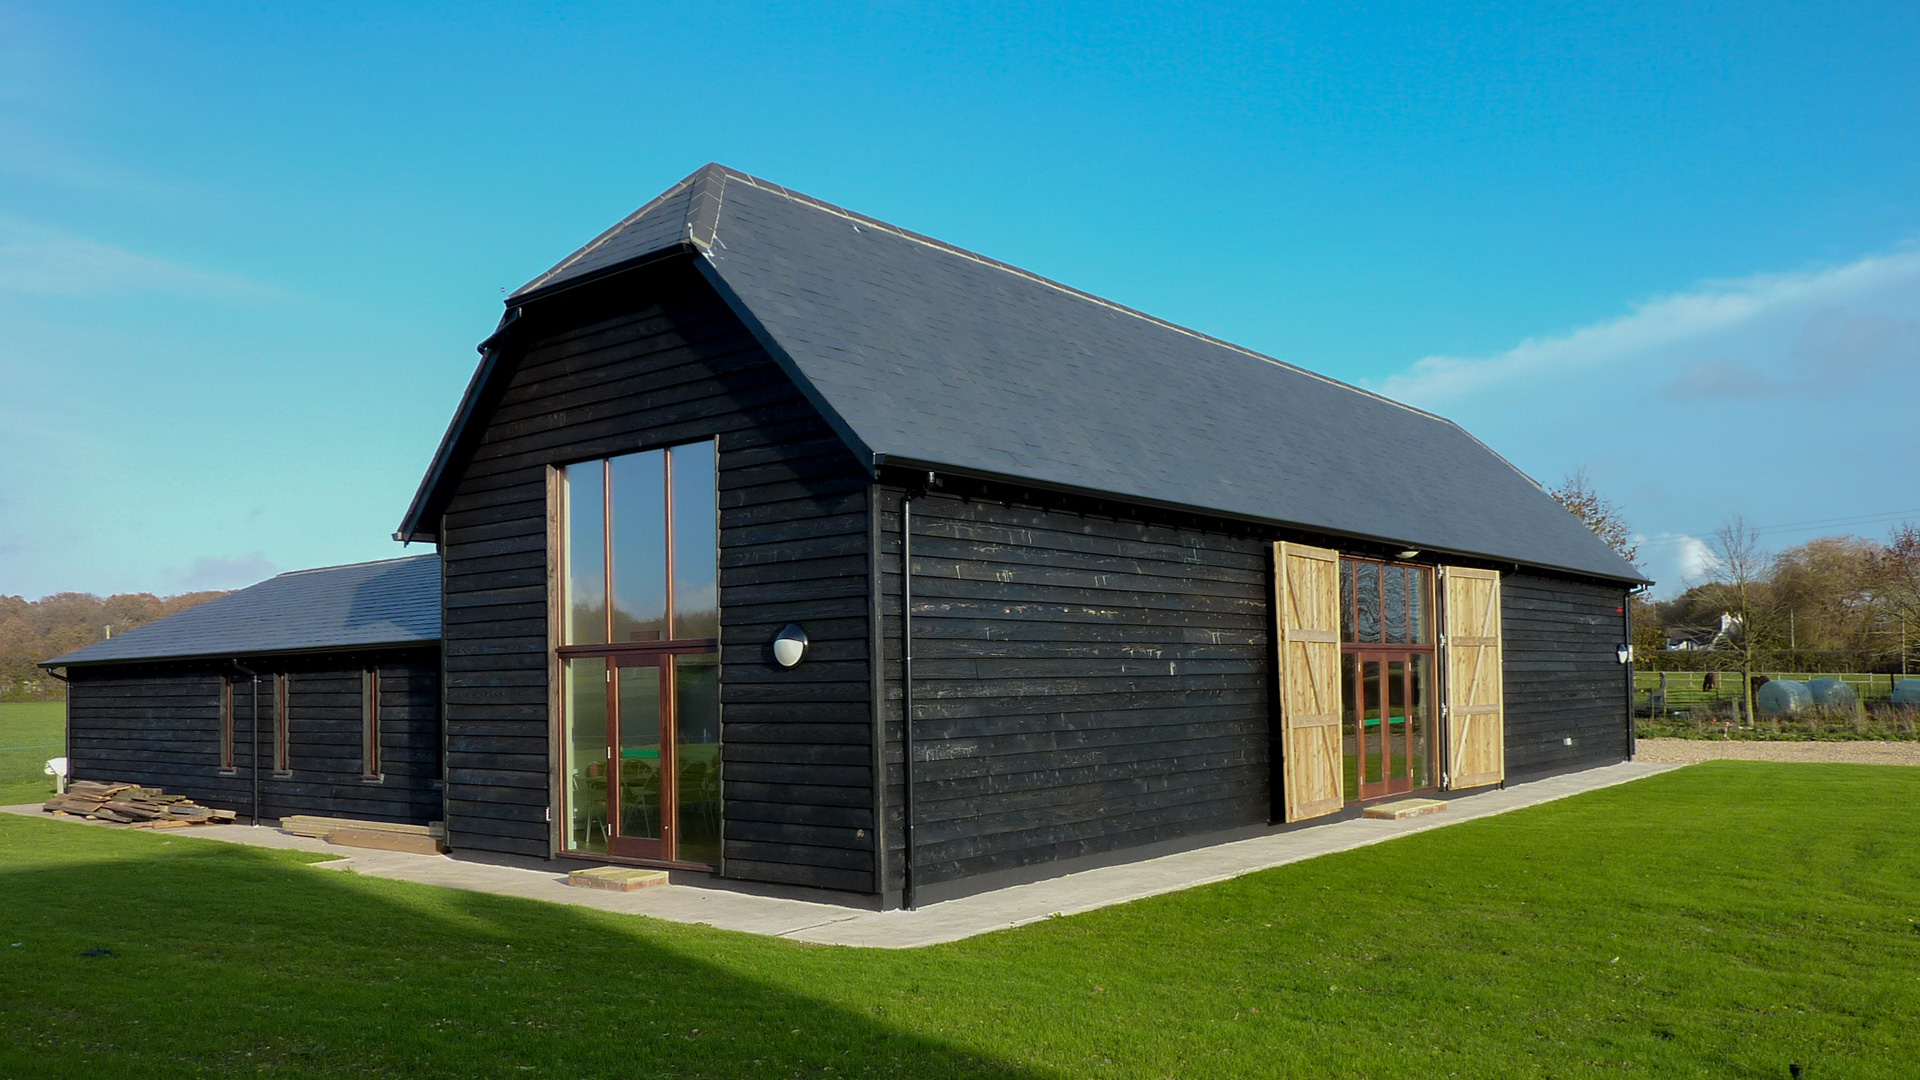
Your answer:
5;760;1675;949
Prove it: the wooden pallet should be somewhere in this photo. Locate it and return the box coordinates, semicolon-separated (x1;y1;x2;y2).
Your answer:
281;815;446;853
43;782;234;827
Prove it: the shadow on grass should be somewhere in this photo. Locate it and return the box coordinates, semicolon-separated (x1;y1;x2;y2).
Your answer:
0;817;1038;1080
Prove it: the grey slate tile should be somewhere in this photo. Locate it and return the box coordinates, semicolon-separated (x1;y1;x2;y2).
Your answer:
464;164;1643;584
45;555;440;667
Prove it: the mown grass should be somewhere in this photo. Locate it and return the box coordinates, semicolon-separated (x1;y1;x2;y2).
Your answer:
2;762;1917;1078
0;702;63;805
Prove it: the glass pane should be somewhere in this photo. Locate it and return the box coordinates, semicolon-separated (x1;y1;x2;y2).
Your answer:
1339;561;1356;643
674;653;722;865
564;658;609;853
563;462;607;646
1384;566;1408;644
617;664;664;842
670;442;719;641
610;450;668;642
1353;561;1381;643
1410;654;1432;787
1361;659;1382;784
1341;652;1359;802
1387;659;1408;779
1410;569;1432;645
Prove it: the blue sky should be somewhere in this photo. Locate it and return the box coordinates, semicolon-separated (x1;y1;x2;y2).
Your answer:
2;2;1916;599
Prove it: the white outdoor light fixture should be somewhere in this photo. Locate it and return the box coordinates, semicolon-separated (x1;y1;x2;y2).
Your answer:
1616;643;1634;664
1396;549;1421;560
773;624;809;668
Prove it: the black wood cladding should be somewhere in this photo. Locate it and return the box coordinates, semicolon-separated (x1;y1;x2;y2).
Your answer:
877;486;1271;891
439;257;877;888
1500;571;1631;774
63;650;440;824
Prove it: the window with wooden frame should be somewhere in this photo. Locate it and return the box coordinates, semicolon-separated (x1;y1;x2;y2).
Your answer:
360;668;382;781
218;677;237;774
272;672;292;776
556;440;721;867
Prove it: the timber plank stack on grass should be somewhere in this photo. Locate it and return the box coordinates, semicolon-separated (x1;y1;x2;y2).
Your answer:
43;780;236;829
280;815;447;855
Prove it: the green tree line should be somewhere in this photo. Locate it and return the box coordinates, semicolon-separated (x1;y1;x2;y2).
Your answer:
1547;473;1920;677
0;591;228;701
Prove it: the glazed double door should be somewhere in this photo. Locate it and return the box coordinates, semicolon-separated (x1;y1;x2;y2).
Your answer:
1343;650;1434;801
563;651;721;866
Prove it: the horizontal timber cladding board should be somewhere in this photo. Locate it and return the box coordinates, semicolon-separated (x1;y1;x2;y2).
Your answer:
877;485;1272;892
722;858;873;894
1500;572;1631;775
727;800;874;830
61;652;441;824
437;255;877;890
914;790;1265;884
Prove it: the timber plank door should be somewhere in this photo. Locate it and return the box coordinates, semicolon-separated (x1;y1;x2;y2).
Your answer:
1275;542;1345;822
1441;566;1505;790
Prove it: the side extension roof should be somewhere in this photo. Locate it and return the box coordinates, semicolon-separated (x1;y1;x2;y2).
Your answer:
400;164;1645;584
42;555;440;668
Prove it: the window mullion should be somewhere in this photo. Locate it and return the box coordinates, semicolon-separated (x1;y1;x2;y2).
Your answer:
601;458;615;644
663;448;676;642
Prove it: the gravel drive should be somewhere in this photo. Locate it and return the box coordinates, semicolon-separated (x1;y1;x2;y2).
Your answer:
1634;738;1920;766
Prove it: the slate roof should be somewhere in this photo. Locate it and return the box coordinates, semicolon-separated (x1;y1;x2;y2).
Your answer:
406;164;1644;584
43;555;440;668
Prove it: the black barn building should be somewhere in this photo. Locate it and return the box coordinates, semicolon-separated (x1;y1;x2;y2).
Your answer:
48;164;1644;907
47;556;442;826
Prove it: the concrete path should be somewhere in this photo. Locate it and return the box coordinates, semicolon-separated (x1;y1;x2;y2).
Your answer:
4;760;1675;949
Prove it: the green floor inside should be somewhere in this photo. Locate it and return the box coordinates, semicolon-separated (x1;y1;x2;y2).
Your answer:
2;761;1916;1078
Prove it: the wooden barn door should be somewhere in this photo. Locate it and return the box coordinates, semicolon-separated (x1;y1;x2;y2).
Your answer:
1441;566;1505;790
1275;543;1344;822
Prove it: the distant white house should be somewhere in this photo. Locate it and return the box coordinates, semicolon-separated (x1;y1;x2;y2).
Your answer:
1667;612;1743;651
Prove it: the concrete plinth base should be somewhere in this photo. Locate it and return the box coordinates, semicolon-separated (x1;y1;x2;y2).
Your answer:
1362;798;1448;820
567;866;670;892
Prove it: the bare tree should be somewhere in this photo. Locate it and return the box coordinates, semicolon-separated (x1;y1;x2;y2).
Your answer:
1703;515;1772;725
1548;469;1640;568
1870;523;1920;672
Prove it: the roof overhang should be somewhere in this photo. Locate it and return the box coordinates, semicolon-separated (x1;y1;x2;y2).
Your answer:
43;639;438;671
394;242;878;544
872;456;1650;587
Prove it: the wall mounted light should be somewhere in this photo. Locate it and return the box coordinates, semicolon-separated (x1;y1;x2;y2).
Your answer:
1616;643;1634;664
773;624;809;668
1396;549;1421;560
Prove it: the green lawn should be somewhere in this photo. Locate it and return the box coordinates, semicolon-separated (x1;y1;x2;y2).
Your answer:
0;701;63;806
2;762;1917;1078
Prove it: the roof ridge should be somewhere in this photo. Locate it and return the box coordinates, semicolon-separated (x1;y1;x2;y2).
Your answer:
698;165;1454;428
276;553;438;578
513;164;721;298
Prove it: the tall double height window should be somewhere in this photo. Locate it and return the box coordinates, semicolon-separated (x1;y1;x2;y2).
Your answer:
558;441;721;866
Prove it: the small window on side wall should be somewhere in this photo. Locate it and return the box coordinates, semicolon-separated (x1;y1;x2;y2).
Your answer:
219;677;237;774
272;673;292;776
361;668;382;781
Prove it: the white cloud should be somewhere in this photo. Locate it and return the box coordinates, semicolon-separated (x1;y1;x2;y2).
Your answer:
1370;244;1920;599
1634;533;1717;596
1380;247;1920;406
0;222;287;301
